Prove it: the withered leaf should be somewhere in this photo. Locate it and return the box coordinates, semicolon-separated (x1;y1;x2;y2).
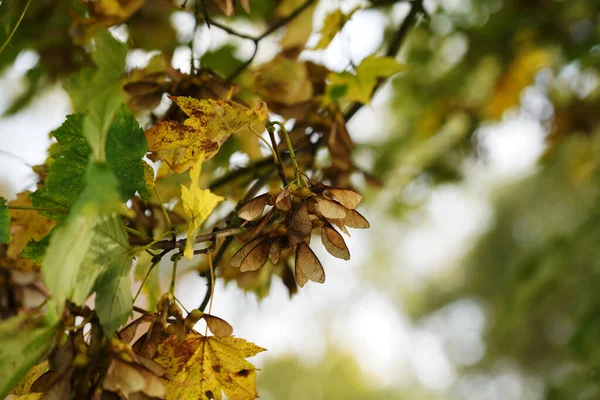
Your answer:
295;243;325;287
313;196;347;219
154;333;265;400
203;314;233;338
288;202;312;245
321;225;350;260
238;193;270;221
240;238;272;273
327;188;363;210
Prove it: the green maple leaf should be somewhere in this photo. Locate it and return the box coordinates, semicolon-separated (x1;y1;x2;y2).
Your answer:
0;197;11;244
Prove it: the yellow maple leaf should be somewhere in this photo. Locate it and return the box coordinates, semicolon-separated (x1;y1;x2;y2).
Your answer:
326;55;406;104
0;192;56;272
181;159;224;260
314;6;359;50
72;0;146;42
155;333;266;400
145;96;267;174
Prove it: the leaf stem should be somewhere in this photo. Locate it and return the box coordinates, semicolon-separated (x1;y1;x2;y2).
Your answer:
0;0;33;55
153;186;174;233
7;205;69;213
269;121;302;185
169;253;182;298
126;226;152;241
133;258;161;303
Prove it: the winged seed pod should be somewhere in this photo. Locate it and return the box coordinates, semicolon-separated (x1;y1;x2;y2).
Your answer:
232;182;369;287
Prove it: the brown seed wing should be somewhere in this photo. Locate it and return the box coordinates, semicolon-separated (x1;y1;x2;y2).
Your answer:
238;193;270;221
240;238;272;272
288;201;312;245
275;189;292;211
321;225;350;260
314;196;347;219
203;314;234;338
230;237;263;267
328;188;363;209
342;209;370;229
269;238;282;264
295;243;325;287
239;210;273;241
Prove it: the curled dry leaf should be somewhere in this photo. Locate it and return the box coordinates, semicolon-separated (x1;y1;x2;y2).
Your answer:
295;242;325;287
144;96;267;173
321;225;350;260
154;333;265;400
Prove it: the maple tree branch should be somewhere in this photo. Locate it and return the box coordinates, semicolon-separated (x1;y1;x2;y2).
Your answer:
199;0;315;81
343;0;423;122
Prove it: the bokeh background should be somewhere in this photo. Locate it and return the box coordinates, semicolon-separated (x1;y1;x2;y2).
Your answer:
2;0;600;398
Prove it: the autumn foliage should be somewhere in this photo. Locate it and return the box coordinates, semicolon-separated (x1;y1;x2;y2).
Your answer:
0;0;410;398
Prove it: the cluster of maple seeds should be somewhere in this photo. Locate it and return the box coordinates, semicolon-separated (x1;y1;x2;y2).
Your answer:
231;181;370;287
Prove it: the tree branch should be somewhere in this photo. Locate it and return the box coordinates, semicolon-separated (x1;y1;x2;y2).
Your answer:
343;0;423;122
199;0;315;81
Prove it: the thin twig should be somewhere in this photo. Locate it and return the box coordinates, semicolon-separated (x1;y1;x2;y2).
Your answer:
199;0;315;81
343;0;423;122
0;0;33;55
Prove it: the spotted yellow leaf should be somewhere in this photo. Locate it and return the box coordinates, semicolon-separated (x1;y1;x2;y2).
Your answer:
181;159;224;260
155;333;265;400
0;192;57;272
145;96;267;173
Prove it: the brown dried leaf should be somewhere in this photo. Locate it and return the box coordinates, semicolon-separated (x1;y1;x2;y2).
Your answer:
230;237;263;268
288;202;312;245
327;188;363;209
238;193;270;221
314;196;347;219
203;314;234;338
240;238;272;272
295;243;325;288
321;225;350;260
